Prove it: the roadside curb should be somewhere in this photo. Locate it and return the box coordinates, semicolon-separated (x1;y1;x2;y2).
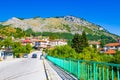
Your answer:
43;59;62;80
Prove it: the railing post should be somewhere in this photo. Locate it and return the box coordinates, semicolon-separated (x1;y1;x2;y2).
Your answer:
93;63;96;80
117;67;119;80
89;65;92;80
112;66;114;80
63;59;64;70
102;66;104;80
63;59;65;70
87;65;89;80
107;66;109;80
77;60;80;79
99;67;101;80
85;64;87;80
69;59;72;73
96;65;98;80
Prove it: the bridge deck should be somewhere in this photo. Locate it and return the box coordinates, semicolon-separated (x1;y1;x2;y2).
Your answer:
44;59;77;80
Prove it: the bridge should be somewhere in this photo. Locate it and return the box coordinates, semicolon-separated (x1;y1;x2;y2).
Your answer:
0;54;120;80
47;56;120;80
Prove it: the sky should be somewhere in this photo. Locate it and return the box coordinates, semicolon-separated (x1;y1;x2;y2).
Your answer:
0;0;120;35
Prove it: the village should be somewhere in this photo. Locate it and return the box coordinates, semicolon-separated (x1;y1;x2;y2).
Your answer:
0;35;120;61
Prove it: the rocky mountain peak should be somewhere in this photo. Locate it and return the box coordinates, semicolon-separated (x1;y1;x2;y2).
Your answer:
0;15;119;40
9;17;21;21
6;17;21;24
64;16;91;26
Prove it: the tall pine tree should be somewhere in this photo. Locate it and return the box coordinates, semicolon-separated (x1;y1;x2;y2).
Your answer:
71;34;81;53
81;31;88;48
71;31;88;53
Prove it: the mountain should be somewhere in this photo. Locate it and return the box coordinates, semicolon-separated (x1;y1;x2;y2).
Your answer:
0;16;119;40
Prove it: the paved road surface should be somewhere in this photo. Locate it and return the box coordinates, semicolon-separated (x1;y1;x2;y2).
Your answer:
0;51;75;80
0;51;47;80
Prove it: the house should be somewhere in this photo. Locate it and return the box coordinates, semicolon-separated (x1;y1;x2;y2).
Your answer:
89;41;101;49
99;48;105;53
21;39;33;46
34;39;49;50
49;40;67;47
104;43;120;51
105;49;116;55
34;39;67;50
103;41;120;54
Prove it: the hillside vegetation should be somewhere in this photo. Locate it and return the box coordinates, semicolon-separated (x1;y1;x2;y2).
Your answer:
0;16;119;43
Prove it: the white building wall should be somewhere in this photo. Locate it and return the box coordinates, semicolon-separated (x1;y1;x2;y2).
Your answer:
118;46;120;51
96;45;100;49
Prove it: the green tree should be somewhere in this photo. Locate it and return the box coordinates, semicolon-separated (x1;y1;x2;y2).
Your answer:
12;42;22;57
1;26;16;37
113;51;120;64
0;40;3;49
71;31;88;53
25;44;32;53
3;37;13;50
25;28;33;36
12;42;32;57
81;31;88;48
14;28;26;38
20;46;26;53
78;47;102;61
100;40;105;47
71;33;81;53
48;45;77;58
49;33;59;40
100;54;114;63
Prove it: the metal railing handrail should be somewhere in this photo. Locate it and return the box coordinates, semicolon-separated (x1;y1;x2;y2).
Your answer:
47;56;120;80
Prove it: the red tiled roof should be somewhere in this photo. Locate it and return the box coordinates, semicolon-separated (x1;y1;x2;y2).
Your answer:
105;49;116;54
105;43;120;47
22;40;31;43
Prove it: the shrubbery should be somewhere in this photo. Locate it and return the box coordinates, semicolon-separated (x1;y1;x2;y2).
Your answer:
48;45;120;64
0;37;32;58
48;45;77;58
47;31;120;64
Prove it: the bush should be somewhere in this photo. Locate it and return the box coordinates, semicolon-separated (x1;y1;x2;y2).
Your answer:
48;45;77;58
78;47;102;62
112;51;120;64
